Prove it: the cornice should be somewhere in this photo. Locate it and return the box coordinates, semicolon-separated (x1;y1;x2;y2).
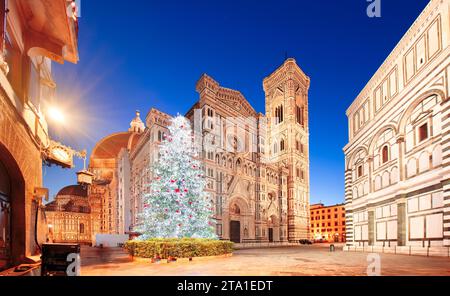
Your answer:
263;58;310;93
346;0;443;116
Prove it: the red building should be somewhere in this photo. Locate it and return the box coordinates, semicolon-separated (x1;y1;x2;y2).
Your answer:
310;203;346;243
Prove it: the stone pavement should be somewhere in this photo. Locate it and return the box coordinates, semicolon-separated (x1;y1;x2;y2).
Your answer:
80;244;450;276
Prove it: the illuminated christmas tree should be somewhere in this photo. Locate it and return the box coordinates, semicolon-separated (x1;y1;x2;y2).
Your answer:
137;115;216;239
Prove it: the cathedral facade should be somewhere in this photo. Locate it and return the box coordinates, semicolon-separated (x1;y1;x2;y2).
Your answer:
90;59;311;243
344;0;450;250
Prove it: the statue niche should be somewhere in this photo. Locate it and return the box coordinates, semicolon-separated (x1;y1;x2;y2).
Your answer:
230;203;241;215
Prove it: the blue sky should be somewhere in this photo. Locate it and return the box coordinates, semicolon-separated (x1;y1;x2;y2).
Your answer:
44;0;430;204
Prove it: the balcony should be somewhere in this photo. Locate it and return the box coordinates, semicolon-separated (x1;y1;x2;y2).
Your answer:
16;0;79;64
0;0;80;150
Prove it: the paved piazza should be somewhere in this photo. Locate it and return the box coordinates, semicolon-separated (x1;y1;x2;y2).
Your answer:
80;244;450;276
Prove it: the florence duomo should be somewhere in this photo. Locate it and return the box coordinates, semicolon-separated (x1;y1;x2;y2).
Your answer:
2;0;450;279
84;58;311;244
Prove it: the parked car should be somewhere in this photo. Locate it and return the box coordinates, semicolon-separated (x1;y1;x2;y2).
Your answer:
299;239;313;245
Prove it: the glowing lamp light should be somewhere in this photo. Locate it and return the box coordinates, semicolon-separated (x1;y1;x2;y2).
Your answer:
47;106;65;124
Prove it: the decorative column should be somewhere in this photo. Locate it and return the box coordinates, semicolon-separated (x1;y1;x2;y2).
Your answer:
396;195;407;246
396;135;405;181
440;97;450;247
344;168;354;246
368;209;375;246
367;156;373;193
441;178;450;246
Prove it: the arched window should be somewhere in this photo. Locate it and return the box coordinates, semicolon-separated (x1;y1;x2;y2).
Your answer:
382;146;389;164
274;105;284;124
280;139;285;151
357;165;363;178
296;105;304;125
273;142;278;154
279;105;283;123
418;123;429;142
79;223;85;234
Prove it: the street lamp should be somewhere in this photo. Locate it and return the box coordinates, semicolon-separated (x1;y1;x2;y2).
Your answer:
47;106;65;124
74;149;94;187
43;104;93;186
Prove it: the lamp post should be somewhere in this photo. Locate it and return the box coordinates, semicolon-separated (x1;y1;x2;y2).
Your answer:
74;149;94;188
43;103;93;186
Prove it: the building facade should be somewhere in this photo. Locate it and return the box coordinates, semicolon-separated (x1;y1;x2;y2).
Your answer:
45;185;92;245
344;0;450;249
310;203;346;242
88;113;144;237
0;0;79;271
107;59;311;243
128;109;170;233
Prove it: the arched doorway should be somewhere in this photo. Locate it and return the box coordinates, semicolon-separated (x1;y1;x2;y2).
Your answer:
229;203;241;243
268;215;280;242
0;143;25;271
0;159;11;271
227;197;252;243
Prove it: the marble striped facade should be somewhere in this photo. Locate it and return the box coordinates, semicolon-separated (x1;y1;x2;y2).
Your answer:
344;0;450;248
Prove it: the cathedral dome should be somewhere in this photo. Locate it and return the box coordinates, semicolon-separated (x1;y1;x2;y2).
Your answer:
90;112;144;161
46;185;91;214
90;132;142;160
56;184;87;197
91;132;133;159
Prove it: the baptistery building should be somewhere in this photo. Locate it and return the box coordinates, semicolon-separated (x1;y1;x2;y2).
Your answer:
344;0;450;252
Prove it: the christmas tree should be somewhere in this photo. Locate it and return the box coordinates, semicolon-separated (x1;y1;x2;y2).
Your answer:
137;115;216;239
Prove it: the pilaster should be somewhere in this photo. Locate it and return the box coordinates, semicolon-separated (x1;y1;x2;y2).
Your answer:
396;195;407;246
368;209;375;246
440;98;450;246
344;169;354;245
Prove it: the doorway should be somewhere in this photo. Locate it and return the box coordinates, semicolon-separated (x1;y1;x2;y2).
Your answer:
0;159;11;271
268;228;274;242
230;221;241;243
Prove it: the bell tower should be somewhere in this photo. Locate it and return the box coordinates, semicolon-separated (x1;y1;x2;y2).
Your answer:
263;58;310;241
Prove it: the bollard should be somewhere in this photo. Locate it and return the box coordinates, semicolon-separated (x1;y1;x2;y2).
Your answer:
330;244;335;252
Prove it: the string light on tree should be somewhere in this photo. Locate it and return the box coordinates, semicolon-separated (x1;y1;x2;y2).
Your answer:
137;115;216;239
